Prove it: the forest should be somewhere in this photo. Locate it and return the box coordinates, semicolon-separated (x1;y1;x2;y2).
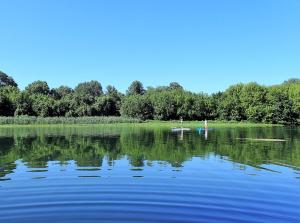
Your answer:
0;71;299;124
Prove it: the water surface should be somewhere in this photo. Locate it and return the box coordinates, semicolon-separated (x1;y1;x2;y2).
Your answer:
0;126;299;223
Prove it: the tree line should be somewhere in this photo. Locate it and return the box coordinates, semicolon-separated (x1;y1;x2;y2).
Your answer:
0;70;299;124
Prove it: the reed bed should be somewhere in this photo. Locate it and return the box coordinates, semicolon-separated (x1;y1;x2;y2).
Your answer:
0;116;142;125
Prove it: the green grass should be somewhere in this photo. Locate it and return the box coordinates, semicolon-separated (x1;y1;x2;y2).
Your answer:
0;116;282;128
0;116;141;125
140;120;281;128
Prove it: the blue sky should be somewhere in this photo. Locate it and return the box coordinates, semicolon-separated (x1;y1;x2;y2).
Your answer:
0;0;299;93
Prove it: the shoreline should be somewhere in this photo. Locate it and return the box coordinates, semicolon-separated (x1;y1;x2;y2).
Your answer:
0;120;283;128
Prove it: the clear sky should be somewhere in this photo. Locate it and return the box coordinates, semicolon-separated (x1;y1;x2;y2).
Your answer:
0;0;299;93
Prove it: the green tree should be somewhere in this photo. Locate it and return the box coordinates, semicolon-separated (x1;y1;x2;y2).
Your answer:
62;93;94;117
0;86;21;115
74;81;103;97
207;92;223;120
52;99;71;116
0;73;297;124
265;87;298;124
14;92;34;116
121;95;153;120
0;71;18;88
105;85;123;115
51;86;73;99
92;96;118;116
126;81;145;95
0;92;14;116
240;82;267;122
218;84;245;121
282;80;300;116
168;82;183;91
191;93;210;120
25;81;50;95
30;94;55;117
106;85;118;96
283;78;300;85
148;90;177;120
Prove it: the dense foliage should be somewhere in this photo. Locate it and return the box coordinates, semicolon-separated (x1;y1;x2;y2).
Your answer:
0;70;299;124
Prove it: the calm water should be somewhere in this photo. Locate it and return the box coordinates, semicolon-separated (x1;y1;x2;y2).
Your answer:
0;126;299;223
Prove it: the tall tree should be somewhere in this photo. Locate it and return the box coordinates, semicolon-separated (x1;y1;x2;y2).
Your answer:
126;81;145;95
0;92;14;116
168;82;183;91
25;81;50;95
265;87;298;124
282;80;300;115
106;85;118;96
52;86;73;99
283;78;300;85
218;84;245;121
0;71;18;88
29;94;55;117
121;95;153;120
75;81;103;97
14;92;34;116
148;90;177;120
1;86;20;116
240;82;267;122
93;96;118;116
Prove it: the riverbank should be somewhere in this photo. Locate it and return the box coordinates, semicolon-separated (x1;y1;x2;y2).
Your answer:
0;116;141;125
0;117;282;128
141;120;281;128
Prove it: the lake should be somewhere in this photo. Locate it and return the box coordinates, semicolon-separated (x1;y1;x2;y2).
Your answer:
0;126;299;223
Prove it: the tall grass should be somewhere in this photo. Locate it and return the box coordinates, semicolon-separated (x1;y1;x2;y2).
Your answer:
0;116;142;125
